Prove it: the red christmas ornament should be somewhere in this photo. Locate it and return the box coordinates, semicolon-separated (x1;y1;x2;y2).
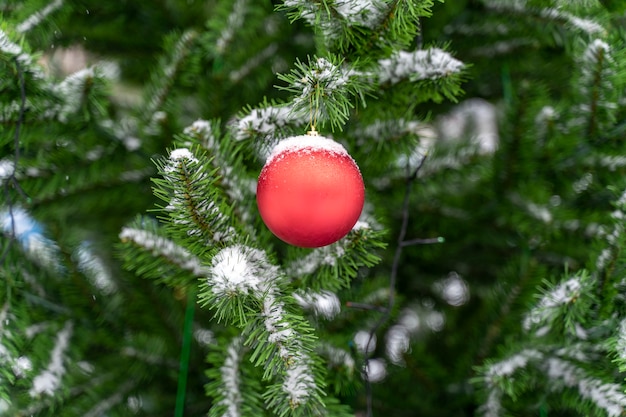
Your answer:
257;134;365;248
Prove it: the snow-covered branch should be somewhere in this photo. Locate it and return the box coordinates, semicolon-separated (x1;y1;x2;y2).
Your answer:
119;227;208;276
377;48;464;85
29;321;73;397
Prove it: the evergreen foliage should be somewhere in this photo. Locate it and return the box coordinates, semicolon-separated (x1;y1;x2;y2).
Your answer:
2;1;626;416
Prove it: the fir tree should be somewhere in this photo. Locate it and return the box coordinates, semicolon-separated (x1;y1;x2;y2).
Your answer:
1;1;626;417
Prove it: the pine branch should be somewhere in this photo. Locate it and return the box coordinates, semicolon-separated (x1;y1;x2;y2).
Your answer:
212;0;250;56
153;146;236;251
206;336;249;417
483;0;605;36
231;102;308;142
183;120;256;209
0;302;18;402
477;344;626;416
293;289;341;319
523;271;596;339
82;379;138;417
119;217;208;287
142;29;199;124
28;320;74;398
16;0;64;34
285;223;386;292
279;0;432;56
200;244;327;415
0;57;28;265
363;0;430;53
375;46;466;106
277;55;370;131
580;39;613;141
475;187;626;415
0;28;40;73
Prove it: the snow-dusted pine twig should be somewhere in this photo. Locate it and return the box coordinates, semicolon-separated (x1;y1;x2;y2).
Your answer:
119;225;208;277
276;55;369;131
156;146;236;246
16;0;64;33
232;104;306;142
202;244;324;415
377;48;464;85
142;30;199;123
293;290;341;320
29;321;73;398
183;119;256;208
577;39;614;138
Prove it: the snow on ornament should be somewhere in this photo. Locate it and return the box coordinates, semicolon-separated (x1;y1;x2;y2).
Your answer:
257;132;365;248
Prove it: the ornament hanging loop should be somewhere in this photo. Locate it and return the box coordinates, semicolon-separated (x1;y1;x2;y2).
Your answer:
307;82;321;136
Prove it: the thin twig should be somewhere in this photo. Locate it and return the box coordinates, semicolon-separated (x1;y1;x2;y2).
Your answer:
400;237;444;247
345;301;388;313
363;152;429;417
